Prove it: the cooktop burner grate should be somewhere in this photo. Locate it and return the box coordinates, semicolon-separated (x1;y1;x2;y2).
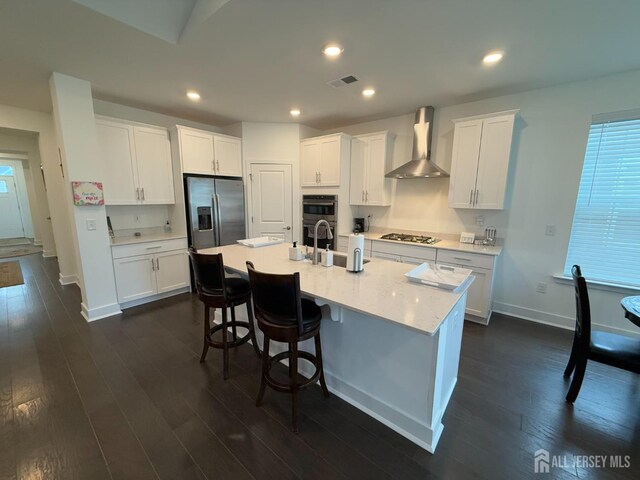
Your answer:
379;233;440;245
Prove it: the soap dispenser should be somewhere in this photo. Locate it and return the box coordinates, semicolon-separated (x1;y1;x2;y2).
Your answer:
321;244;333;267
289;241;304;261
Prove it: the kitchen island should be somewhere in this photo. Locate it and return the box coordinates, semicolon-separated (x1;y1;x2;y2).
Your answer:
199;242;472;453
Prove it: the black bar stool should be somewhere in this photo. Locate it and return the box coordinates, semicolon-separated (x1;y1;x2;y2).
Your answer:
188;248;260;379
246;261;329;432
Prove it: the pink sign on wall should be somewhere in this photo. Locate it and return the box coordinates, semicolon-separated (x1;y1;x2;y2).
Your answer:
71;181;104;206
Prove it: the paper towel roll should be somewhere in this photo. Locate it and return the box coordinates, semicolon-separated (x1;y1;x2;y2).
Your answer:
346;233;365;273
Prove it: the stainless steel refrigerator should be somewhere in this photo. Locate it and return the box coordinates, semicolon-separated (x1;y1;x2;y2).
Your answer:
185;176;246;249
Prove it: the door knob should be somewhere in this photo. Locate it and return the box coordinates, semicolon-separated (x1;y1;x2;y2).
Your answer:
283;226;291;230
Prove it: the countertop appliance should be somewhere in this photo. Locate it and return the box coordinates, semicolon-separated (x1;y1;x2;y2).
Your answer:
379;233;440;245
302;194;337;249
354;217;365;233
385;106;449;179
185;176;246;249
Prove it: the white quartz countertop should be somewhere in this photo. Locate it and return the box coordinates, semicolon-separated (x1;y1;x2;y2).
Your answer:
110;232;187;246
198;243;472;336
339;231;503;256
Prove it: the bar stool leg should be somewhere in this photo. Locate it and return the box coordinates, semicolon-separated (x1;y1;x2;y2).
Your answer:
222;308;229;380
246;297;261;357
256;336;270;406
200;306;211;363
230;306;238;341
291;341;299;433
314;333;330;398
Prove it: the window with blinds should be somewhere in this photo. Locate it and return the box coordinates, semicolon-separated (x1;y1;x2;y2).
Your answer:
564;112;640;288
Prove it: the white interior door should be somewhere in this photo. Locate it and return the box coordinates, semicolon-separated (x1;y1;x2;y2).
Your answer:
249;164;293;242
0;175;25;239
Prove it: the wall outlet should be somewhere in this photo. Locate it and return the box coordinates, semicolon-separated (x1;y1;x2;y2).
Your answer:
545;224;556;236
476;215;485;226
86;219;96;231
536;282;547;294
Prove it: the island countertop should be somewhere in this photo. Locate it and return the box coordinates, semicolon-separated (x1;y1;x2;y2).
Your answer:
199;243;472;336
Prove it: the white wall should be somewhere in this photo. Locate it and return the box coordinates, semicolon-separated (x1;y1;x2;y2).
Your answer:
240;122;302;243
323;68;640;336
0;130;56;254
93;99;223;132
50;73;120;321
0;104;76;277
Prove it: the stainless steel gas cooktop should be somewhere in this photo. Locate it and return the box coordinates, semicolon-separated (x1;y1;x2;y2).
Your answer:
379;233;440;245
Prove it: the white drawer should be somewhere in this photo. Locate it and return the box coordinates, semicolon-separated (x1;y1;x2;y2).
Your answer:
436;249;495;270
371;240;436;262
112;237;188;259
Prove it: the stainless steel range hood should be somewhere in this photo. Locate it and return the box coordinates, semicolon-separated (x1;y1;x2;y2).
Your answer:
385;106;449;178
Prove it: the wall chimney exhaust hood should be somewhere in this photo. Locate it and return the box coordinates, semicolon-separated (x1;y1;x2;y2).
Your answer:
385;106;449;179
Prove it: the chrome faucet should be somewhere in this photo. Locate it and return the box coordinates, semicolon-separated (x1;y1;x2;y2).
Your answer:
313;219;333;265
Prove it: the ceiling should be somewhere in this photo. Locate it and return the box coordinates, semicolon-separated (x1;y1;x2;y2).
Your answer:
1;0;640;129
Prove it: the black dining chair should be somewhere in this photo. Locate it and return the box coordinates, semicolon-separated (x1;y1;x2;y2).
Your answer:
564;265;640;403
188;247;260;379
245;261;329;432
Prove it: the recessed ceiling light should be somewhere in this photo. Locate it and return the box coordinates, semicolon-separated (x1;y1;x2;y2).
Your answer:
362;88;376;97
482;51;504;65
186;90;201;101
322;44;344;58
290;108;301;117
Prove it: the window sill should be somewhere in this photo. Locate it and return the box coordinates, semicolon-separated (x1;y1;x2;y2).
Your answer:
552;274;640;295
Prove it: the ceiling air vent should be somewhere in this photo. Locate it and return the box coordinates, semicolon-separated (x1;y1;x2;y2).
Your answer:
327;75;359;88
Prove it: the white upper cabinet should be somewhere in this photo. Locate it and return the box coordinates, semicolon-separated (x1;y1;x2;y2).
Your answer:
213;135;242;177
133;126;174;204
96;117;175;205
349;131;394;206
300;133;349;187
96;119;138;205
448;110;518;210
178;126;242;177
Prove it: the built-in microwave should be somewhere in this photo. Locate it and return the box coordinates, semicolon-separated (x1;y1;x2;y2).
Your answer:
302;195;337;249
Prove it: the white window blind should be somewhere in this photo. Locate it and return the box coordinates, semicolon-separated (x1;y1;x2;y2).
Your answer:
564;114;640;287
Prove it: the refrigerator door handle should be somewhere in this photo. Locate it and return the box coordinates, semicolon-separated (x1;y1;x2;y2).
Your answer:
212;194;222;246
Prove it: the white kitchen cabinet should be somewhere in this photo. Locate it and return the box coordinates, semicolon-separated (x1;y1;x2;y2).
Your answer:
178;126;243;177
436;249;497;324
111;238;190;306
371;240;436;265
336;235;372;257
96;117;175;205
300;133;349;187
448;110;518;210
113;254;157;303
350;131;394;206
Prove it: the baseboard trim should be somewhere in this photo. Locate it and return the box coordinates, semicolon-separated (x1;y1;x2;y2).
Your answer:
81;302;122;322
43;250;57;258
493;302;640;338
33;239;43;246
59;273;79;286
119;287;191;310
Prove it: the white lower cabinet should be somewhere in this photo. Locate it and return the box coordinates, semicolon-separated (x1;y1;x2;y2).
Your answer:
435;249;497;324
113;254;157;303
112;239;189;305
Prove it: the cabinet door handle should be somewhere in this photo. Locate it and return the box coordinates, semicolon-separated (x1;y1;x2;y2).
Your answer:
453;256;472;262
212;159;215;171
216;160;220;172
362;190;365;201
136;188;140;200
151;258;155;271
318;172;321;183
475;189;479;206
156;258;160;270
141;188;145;201
365;190;368;202
146;245;162;250
469;189;473;206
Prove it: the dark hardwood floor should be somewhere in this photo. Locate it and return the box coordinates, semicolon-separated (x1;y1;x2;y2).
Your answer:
1;253;639;479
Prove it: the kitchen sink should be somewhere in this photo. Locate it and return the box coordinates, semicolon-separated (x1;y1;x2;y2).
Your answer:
332;253;370;268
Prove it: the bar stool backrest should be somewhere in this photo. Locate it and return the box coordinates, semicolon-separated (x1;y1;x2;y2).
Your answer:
246;261;304;332
189;247;227;299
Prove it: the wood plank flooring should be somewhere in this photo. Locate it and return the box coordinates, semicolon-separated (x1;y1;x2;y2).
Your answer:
1;253;639;479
